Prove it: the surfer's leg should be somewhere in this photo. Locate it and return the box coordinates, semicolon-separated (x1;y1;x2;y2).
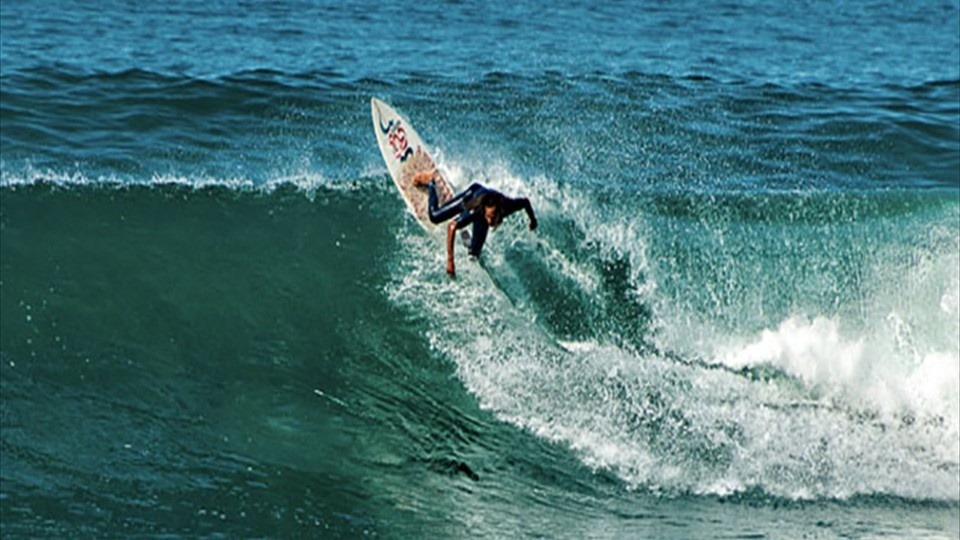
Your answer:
428;182;477;223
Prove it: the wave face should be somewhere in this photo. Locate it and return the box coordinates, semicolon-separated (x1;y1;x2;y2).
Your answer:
2;0;959;537
2;179;957;536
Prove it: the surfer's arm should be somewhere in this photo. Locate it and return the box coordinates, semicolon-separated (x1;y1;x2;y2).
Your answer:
446;220;457;277
504;196;538;230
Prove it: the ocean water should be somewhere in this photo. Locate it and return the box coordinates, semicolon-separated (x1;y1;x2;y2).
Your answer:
2;0;959;538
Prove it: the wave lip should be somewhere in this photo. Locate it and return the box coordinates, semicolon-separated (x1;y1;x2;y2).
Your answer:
0;162;352;197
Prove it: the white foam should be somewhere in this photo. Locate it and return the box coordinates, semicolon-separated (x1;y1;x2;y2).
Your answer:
0;162;112;187
719;314;957;430
384;156;960;501
718;316;864;391
709;240;960;465
0;162;358;197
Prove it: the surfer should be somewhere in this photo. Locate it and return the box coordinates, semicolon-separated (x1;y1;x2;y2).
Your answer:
412;170;537;277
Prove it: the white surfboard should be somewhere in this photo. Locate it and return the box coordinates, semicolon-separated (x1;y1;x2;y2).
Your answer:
371;97;456;230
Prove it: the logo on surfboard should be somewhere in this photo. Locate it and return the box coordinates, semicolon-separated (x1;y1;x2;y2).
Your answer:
389;125;413;162
376;108;414;163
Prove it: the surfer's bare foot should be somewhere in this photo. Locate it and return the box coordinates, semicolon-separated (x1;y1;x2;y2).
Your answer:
411;170;436;187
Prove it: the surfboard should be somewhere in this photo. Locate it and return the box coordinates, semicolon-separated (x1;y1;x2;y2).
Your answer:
371;97;456;230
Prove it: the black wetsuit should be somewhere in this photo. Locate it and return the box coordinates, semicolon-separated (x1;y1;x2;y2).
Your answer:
427;182;532;257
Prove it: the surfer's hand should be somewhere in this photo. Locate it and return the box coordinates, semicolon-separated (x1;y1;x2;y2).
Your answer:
529;217;538;231
446;259;456;277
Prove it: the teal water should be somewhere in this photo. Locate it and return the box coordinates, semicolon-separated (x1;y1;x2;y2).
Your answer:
2;1;959;538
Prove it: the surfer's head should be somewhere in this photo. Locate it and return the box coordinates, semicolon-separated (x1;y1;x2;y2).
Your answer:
480;192;504;227
464;188;505;226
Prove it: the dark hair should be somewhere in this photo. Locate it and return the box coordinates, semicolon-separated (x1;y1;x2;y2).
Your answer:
466;191;504;226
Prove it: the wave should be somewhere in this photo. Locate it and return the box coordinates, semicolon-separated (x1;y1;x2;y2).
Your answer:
3;63;957;95
3;1;959;533
2;109;959;506
382;167;960;501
